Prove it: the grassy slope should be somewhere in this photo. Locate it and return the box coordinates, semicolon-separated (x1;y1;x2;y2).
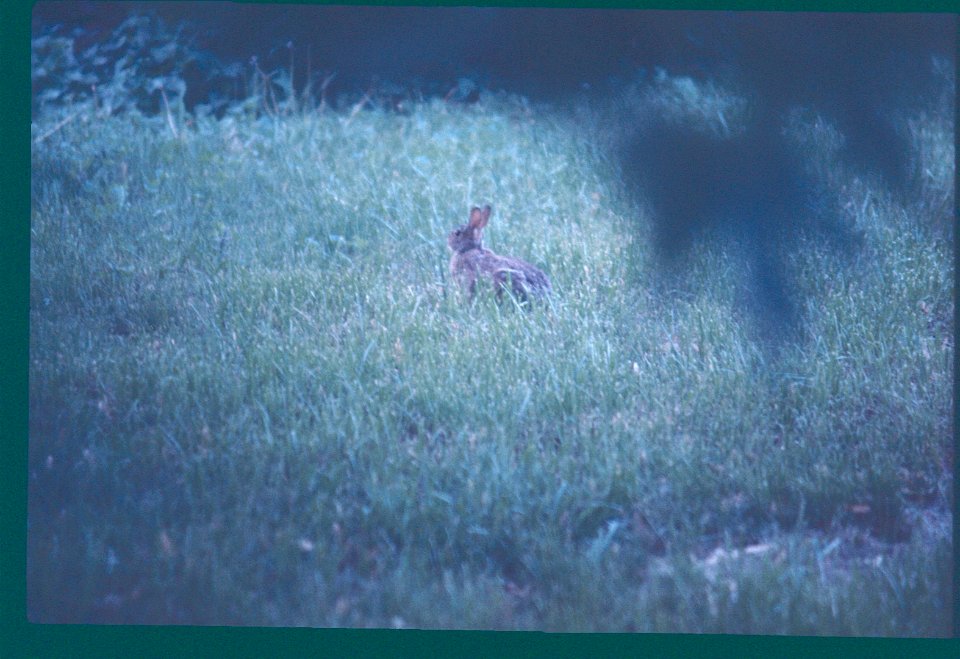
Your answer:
29;95;952;633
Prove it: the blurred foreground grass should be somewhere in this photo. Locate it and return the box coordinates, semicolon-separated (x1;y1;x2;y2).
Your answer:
29;90;952;633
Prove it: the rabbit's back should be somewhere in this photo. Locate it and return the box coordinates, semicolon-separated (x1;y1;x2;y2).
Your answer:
451;249;550;301
493;255;551;298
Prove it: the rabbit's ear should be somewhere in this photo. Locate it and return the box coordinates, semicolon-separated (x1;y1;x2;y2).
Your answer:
479;205;491;227
469;206;486;228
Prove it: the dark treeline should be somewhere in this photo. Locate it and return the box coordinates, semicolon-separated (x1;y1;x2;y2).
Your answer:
33;4;952;100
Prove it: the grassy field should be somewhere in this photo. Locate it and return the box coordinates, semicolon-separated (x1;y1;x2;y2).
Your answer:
28;84;953;633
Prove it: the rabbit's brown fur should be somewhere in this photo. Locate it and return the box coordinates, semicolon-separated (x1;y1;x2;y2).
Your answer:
448;205;551;304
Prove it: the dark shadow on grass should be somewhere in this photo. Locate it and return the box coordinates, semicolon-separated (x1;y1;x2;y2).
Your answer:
619;118;856;350
614;13;953;352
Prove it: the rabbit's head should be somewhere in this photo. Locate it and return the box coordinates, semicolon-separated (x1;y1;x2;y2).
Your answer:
447;205;490;254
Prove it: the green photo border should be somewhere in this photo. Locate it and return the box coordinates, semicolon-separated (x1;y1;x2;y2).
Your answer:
6;0;957;655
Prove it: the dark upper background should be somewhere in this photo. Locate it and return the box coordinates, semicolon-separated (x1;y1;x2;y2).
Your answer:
30;3;956;346
31;3;954;100
30;4;954;196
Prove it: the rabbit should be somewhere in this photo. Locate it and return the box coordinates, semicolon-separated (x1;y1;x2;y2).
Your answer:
447;204;551;304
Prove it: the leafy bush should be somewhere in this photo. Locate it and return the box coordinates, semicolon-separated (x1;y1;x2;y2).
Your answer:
32;13;227;118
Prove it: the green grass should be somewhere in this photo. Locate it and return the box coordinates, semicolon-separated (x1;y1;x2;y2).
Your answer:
28;92;953;633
